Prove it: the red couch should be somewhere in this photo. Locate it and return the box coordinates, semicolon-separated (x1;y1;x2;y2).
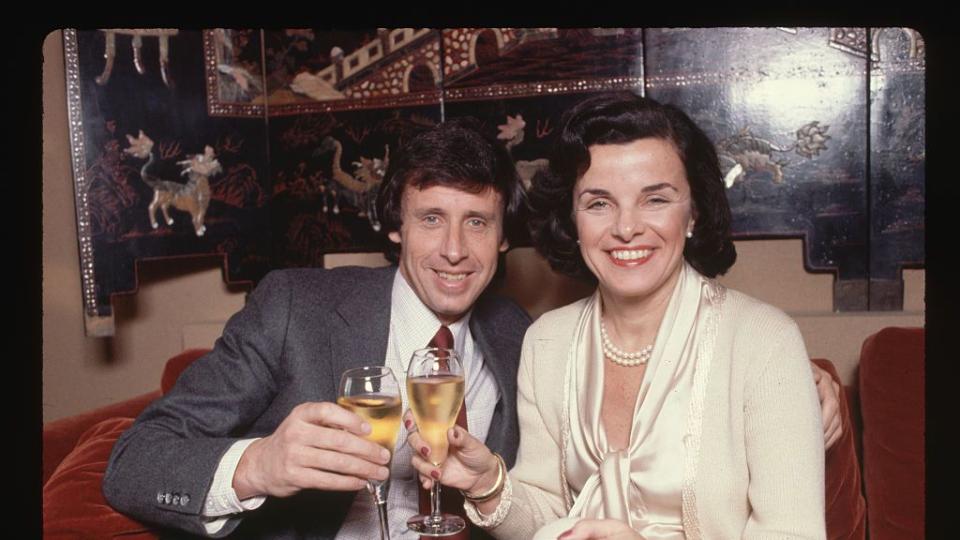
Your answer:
42;328;923;539
857;327;925;540
42;349;207;539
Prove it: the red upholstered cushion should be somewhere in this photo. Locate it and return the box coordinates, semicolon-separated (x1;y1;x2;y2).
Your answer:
43;390;161;486
844;382;863;463
859;327;924;540
160;348;211;395
42;417;157;540
812;358;866;540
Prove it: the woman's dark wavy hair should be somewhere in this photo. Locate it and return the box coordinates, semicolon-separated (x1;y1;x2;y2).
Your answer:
528;91;736;281
376;117;526;263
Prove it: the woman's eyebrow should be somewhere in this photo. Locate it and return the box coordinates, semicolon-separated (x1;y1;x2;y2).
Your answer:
641;182;680;193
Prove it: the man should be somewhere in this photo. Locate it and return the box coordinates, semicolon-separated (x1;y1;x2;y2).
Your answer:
103;119;843;539
104;119;530;539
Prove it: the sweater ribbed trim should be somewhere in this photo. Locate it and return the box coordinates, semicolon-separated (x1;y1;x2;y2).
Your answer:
679;278;726;539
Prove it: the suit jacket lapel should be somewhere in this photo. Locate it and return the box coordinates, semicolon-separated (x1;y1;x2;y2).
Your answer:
470;315;511;455
328;267;395;379
470;319;507;398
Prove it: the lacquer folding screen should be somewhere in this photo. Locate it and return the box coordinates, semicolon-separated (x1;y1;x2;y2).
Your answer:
63;28;924;335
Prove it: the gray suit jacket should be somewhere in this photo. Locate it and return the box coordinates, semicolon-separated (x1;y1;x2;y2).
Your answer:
103;265;531;539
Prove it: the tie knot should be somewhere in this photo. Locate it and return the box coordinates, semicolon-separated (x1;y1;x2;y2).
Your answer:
429;325;454;350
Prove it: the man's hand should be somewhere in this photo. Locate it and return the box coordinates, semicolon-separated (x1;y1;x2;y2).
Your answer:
232;402;391;499
558;518;643;540
811;362;843;451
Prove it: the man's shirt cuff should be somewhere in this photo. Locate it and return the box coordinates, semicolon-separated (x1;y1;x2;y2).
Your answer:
201;438;266;533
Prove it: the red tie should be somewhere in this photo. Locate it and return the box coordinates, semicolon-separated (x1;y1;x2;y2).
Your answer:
418;325;470;540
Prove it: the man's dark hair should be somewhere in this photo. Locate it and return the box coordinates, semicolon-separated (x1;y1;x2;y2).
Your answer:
528;91;737;281
377;117;526;263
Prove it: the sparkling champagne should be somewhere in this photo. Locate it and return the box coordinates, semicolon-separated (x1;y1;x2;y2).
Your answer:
337;394;403;453
407;375;465;466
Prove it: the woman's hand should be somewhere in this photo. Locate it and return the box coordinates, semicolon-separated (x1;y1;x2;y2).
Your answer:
557;518;643;539
404;410;500;494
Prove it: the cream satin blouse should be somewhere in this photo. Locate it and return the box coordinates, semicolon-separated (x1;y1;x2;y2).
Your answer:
564;264;705;538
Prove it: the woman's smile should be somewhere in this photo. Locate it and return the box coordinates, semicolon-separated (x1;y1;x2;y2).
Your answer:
608;247;655;265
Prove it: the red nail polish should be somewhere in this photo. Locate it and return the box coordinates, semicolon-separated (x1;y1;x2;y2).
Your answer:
430;470;440;479
405;419;412;429
421;447;430;457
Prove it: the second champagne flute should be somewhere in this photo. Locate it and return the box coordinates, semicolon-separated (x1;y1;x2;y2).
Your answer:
338;366;402;540
406;347;466;537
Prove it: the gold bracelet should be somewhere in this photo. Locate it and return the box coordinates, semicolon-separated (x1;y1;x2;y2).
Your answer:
462;453;505;503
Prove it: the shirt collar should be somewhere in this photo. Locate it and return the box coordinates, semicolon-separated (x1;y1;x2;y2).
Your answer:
391;269;472;361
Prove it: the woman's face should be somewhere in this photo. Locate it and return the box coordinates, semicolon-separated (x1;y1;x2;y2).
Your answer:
573;138;695;305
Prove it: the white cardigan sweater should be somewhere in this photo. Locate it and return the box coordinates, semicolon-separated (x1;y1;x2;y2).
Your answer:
475;287;825;540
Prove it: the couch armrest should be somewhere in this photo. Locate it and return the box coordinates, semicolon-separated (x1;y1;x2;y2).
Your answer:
811;357;866;540
859;327;924;540
42;390;160;486
42;349;212;538
43;417;159;539
42;348;211;486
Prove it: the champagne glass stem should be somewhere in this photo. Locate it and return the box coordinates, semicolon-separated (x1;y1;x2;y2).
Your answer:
375;500;391;540
430;481;443;523
368;479;391;540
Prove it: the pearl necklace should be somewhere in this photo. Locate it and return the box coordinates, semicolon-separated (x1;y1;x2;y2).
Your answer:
600;320;653;367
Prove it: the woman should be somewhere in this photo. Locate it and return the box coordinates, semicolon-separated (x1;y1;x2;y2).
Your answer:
408;92;825;539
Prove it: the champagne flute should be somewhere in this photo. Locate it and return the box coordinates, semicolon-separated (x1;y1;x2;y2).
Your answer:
338;366;402;540
405;347;466;536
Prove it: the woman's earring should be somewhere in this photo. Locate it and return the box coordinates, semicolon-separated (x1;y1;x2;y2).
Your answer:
685;230;693;238
576;239;581;245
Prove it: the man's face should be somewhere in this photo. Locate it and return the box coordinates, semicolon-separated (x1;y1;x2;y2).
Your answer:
388;183;509;325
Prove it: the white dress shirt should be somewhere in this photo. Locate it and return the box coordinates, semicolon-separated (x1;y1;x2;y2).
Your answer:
201;269;501;538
